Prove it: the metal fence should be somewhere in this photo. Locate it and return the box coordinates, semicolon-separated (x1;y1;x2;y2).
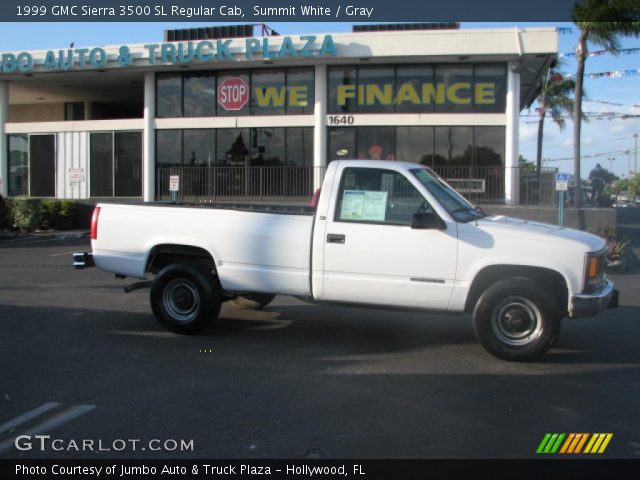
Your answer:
157;166;325;204
432;166;557;205
157;165;558;206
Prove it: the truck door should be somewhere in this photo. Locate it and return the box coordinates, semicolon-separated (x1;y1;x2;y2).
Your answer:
320;166;457;310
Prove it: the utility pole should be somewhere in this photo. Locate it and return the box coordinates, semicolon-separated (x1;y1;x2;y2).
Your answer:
608;157;614;173
634;133;638;176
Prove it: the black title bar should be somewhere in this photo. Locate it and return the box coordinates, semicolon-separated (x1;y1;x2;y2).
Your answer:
0;0;629;22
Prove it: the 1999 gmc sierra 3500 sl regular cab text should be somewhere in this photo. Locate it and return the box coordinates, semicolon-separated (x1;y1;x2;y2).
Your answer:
73;160;618;361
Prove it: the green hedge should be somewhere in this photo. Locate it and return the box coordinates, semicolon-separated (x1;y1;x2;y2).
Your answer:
5;198;78;232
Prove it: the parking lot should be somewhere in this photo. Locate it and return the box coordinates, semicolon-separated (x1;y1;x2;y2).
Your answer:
1;235;639;459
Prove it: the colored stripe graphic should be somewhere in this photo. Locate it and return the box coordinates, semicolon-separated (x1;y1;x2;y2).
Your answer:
539;433;613;454
537;433;565;454
584;433;613;454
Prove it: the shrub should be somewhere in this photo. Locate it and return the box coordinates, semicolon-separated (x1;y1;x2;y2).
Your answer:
6;198;77;232
8;198;42;232
41;199;75;230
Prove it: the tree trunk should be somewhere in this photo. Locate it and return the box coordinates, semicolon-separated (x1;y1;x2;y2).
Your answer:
536;109;545;178
573;29;588;208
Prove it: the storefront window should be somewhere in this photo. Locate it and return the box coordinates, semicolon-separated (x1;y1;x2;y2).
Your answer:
396;127;434;165
286;68;314;115
357;66;395;113
329;67;357;114
90;133;113;197
434;126;473;165
252;69;286;115
90;132;142;197
8;134;28;196
156;73;182;118
29;134;55;197
156;130;182;167
183;130;215;167
330;126;503;169
474;65;506;113
328;128;356;161
396;66;434;113
250;128;285;166
114;132;142;197
183;72;215;117
328;63;506;114
357;127;395;160
216;129;250;165
474;127;505;166
434;65;474;113
286;128;313;166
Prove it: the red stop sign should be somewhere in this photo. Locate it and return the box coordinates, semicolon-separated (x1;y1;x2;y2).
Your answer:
217;77;249;111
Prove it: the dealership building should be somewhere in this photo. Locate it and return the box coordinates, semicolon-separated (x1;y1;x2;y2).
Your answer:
0;24;557;205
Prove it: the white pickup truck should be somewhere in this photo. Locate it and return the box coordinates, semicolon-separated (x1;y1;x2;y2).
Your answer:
74;160;618;361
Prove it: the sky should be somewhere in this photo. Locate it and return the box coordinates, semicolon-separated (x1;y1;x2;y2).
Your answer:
0;21;638;179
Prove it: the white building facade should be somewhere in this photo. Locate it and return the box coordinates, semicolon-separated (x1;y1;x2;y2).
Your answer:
0;26;557;205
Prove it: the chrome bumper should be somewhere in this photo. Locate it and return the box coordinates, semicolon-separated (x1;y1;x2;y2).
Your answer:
73;252;95;270
569;280;618;318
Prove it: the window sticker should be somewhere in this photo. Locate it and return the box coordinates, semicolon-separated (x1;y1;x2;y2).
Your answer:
340;190;388;222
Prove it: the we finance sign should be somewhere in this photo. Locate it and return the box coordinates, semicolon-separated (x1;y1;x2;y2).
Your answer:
0;35;337;73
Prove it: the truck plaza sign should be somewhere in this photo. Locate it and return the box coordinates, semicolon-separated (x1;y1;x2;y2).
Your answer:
0;35;337;73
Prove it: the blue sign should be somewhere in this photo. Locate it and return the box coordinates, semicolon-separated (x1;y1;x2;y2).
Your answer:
555;173;570;182
0;35;337;73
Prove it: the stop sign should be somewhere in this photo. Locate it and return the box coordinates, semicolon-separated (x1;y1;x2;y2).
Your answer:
217;77;249;111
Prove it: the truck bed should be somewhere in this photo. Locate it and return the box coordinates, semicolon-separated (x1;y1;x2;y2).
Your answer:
92;203;315;296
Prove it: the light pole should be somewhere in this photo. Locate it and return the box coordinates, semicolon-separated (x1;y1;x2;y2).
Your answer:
608;157;614;173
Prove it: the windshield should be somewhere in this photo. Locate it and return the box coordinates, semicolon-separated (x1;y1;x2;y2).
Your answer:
410;168;484;222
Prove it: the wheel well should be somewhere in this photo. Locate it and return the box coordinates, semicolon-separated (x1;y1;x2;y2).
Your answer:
465;265;568;315
146;244;216;275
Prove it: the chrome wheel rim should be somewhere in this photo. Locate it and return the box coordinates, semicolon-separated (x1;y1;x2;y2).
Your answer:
490;296;543;346
163;278;200;323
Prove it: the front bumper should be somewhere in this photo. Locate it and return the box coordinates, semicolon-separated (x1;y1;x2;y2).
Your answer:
73;252;94;269
569;280;618;318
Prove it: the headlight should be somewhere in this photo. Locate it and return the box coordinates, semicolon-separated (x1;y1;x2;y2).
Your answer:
583;251;605;292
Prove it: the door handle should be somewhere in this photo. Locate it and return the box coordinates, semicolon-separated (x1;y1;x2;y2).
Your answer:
327;233;346;244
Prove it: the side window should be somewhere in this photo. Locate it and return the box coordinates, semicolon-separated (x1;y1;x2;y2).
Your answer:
335;167;432;226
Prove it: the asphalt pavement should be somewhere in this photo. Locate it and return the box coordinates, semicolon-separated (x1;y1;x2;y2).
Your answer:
0;235;639;459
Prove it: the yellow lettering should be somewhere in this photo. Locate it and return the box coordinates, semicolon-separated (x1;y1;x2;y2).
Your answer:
366;84;394;105
422;84;445;104
475;83;495;104
358;85;365;105
447;82;471;105
254;86;287;107
395;83;420;105
288;86;308;106
337;85;356;106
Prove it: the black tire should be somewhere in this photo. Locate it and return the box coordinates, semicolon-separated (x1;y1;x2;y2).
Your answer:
150;263;221;334
472;277;561;362
231;293;276;310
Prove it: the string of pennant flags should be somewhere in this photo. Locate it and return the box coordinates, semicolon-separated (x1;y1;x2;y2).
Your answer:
552;69;640;79
559;47;640;58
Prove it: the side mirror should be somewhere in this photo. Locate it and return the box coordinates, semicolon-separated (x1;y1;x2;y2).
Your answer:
411;212;446;230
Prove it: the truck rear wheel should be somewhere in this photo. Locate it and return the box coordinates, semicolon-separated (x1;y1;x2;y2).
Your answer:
150;263;221;334
232;293;276;310
472;277;561;361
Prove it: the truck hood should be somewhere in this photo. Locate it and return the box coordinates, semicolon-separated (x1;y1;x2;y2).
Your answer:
474;215;606;252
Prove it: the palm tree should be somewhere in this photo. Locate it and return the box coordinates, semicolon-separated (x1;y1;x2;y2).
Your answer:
571;1;640;207
535;69;576;177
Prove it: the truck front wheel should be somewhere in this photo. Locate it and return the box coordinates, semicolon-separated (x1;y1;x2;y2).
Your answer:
150;263;221;334
472;277;561;361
